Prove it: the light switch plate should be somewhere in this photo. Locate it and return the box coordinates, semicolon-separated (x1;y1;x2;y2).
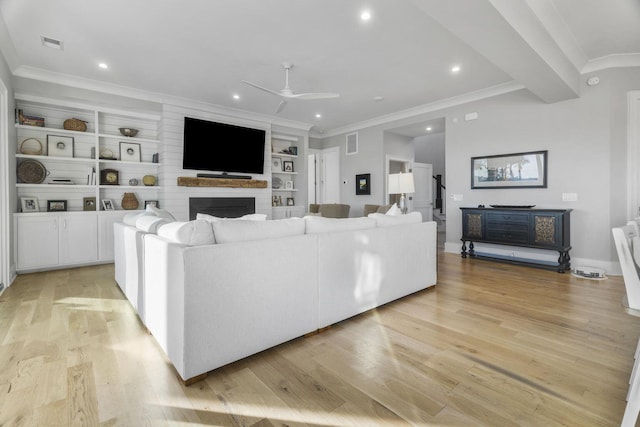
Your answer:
562;193;578;202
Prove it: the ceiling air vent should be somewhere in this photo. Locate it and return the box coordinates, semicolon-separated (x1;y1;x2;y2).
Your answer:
346;132;358;155
41;36;63;50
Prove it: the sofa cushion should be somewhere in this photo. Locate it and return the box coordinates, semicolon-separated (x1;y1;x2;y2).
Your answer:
385;203;402;216
157;220;215;246
211;217;305;244
123;211;155;226
135;216;172;233
369;211;422;227
304;216;376;234
146;205;176;221
196;212;267;222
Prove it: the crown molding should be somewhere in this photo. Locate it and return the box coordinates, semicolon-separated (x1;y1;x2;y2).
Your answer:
320;81;525;138
581;53;640;74
13;65;313;132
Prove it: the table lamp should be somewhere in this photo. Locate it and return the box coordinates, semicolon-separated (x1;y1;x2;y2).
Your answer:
388;172;415;214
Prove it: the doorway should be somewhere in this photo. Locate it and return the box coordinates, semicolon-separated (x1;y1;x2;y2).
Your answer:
0;77;8;291
308;146;340;204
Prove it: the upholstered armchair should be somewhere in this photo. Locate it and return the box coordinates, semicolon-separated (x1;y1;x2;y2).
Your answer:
308;203;351;218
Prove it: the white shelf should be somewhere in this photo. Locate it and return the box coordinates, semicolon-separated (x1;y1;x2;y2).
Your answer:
15;124;96;137
272;152;298;159
99;185;161;190
273;188;298;192
98;133;160;144
99;159;161;166
17;183;95;189
272;205;303;209
273;171;298;175
16;154;96;164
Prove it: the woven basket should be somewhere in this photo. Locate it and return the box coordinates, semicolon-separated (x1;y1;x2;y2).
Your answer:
17;159;48;184
121;192;139;210
63;118;87;132
19;138;43;155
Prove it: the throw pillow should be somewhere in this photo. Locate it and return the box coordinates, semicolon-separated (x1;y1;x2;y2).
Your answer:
211;217;305;243
146;205;176;221
157;220;215;246
369;211;422;227
376;204;393;214
304;216;376;234
135;216;171;234
123;211;154;226
385;203;402;216
196;212;267;222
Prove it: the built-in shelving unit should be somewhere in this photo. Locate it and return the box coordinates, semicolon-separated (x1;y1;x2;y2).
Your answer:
271;133;305;218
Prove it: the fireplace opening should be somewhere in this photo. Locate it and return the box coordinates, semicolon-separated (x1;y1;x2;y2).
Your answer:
189;197;255;220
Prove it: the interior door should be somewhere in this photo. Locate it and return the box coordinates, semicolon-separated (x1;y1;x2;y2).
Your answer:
320;147;340;203
412;162;433;221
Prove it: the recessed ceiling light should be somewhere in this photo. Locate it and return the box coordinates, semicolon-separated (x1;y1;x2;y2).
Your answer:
360;10;371;21
233;94;240;100
98;63;109;70
315;113;322;119
426;126;432;131
451;65;461;73
373;96;384;102
41;36;63;50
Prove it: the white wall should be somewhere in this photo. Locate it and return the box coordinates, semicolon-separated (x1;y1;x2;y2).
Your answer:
415;132;445;182
0;45;14;284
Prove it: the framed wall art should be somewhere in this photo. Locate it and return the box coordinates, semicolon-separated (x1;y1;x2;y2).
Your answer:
83;197;96;211
20;197;39;213
47;200;67;212
471;150;548;189
120;141;141;162
283;161;294;172
47;135;74;158
102;199;115;210
356;173;371;195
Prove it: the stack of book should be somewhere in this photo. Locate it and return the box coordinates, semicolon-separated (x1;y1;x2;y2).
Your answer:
15;109;45;127
50;179;74;185
86;167;96;185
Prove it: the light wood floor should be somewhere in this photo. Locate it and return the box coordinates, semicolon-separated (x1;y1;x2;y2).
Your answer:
1;254;639;426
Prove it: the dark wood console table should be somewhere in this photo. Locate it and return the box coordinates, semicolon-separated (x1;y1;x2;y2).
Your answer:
460;207;571;272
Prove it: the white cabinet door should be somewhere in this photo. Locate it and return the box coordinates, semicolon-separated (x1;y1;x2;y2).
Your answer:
272;207;287;220
98;211;128;261
289;206;305;218
16;215;59;270
59;214;98;265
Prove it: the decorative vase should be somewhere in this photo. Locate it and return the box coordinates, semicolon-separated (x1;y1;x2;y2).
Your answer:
129;178;139;186
121;192;139;210
142;175;156;186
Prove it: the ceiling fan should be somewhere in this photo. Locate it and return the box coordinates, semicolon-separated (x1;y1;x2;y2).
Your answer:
242;62;340;114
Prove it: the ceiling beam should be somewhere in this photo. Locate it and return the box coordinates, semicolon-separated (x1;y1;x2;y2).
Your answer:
409;0;580;103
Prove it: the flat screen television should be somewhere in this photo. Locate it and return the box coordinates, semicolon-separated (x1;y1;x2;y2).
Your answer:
182;117;266;175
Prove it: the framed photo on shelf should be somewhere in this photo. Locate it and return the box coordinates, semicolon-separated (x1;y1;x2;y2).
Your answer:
283;161;294;172
102;199;115;211
47;135;74;158
83;197;96;211
119;141;141;162
355;173;371;195
20;197;39;213
272;157;282;171
272;195;282;207
145;200;158;208
284;180;294;190
47;200;67;212
287;197;294;206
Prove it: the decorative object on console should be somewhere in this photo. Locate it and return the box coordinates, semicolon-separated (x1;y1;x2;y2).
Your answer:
83;197;96;211
47;135;74;158
19;138;43;155
471;150;547;189
17;159;48;184
101;169;119;185
142;175;156;186
63;118;87;132
102;199;115;210
118;127;139;137
355;173;371;195
121;192;139;210
388;172;415;214
20;197;39;212
283;161;294;172
47;200;67;212
120;141;141;162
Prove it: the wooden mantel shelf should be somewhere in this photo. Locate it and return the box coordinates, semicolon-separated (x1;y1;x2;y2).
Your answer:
177;176;268;189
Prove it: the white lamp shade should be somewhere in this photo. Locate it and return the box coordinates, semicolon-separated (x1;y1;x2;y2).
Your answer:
388;172;415;194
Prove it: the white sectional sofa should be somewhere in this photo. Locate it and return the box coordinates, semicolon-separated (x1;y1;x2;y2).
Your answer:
114;212;437;383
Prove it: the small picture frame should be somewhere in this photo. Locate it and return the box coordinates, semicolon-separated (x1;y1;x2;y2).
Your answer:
285;180;294;190
145;200;158;208
272;157;282;171
47;200;67;212
83;197;96;211
47;135;74;158
21;197;39;213
119;142;141;162
283;161;294;172
287;197;294;206
356;173;371;195
102;199;115;211
272;195;282;207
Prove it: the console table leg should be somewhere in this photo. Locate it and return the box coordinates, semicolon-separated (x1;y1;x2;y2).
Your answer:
461;241;467;258
469;242;475;257
557;250;571;273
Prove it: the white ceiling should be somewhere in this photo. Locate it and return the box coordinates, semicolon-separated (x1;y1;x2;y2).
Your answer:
0;0;638;136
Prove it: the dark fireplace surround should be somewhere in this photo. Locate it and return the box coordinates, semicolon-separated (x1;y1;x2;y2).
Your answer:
189;197;255;220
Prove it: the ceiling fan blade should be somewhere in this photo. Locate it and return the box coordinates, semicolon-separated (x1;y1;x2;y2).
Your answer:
242;80;283;97
288;92;340;100
275;100;288;114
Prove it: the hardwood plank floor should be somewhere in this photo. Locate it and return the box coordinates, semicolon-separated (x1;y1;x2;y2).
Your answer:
0;254;638;426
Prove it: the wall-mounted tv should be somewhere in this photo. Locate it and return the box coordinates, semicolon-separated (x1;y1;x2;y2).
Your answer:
182;117;266;175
